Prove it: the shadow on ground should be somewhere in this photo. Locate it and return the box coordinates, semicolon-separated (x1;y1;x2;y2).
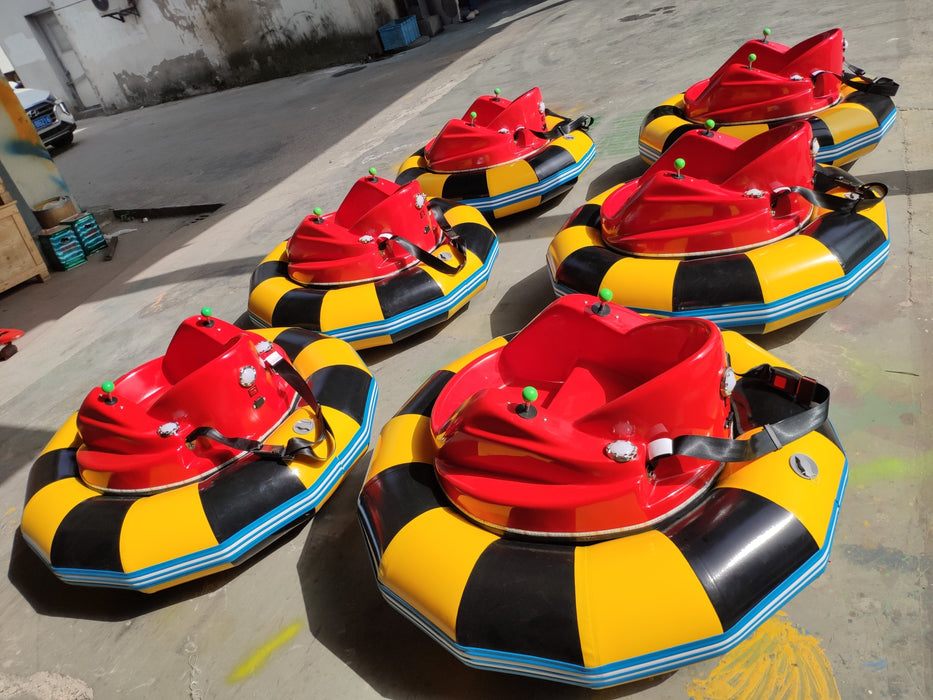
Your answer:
851;168;933;196
586;156;649;199
489;265;554;338
8;519;309;622
486;187;577;235
0;425;56;485
0;214;225;336
754;315;822;352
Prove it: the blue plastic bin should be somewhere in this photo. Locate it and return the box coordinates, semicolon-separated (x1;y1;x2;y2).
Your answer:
38;225;87;270
378;16;419;51
61;212;108;255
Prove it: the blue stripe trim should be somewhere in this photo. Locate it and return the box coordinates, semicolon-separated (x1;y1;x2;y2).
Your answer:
553;238;888;329
460;144;596;212
815;108;897;162
638;141;662;163
326;239;500;342
363;453;848;688
640;108;897;165
32;381;379;590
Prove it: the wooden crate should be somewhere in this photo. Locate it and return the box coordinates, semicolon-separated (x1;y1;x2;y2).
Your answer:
0;201;50;294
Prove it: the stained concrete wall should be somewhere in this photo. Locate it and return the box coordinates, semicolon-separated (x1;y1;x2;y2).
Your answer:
1;0;402;114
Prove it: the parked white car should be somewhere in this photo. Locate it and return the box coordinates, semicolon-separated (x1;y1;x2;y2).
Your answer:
15;87;77;149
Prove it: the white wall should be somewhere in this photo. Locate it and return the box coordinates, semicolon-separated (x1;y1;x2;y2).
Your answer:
0;0;72;102
2;0;401;113
1;45;15;74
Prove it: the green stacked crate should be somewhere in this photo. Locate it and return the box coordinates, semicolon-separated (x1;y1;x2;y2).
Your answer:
38;225;87;270
62;212;107;255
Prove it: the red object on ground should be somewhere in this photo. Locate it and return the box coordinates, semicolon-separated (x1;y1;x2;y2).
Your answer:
684;28;846;124
424;87;550;172
75;313;296;492
0;328;24;361
600;121;815;257
430;295;732;539
0;329;24;345
286;175;444;285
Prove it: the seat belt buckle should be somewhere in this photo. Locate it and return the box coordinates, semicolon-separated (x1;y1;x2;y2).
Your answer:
795;376;818;405
768;366;817;405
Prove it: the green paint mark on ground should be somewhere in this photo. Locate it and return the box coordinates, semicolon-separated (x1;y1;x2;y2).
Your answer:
831;394;920;435
847;453;929;487
597;112;646;158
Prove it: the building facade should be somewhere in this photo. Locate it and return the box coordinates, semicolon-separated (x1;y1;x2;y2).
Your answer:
1;0;402;114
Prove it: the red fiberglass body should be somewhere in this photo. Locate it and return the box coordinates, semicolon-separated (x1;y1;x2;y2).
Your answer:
286;174;446;286
430;294;733;539
76;312;296;493
423;87;551;172
684;28;845;124
601;120;816;257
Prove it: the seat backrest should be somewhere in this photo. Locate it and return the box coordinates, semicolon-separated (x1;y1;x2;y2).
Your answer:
335;175;396;228
722;121;814;191
161;319;239;385
779;28;844;79
486;86;547;133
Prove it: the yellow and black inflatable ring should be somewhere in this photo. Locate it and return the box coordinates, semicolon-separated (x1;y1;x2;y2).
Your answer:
396;112;596;219
22;328;377;592
547;178;889;334
639;82;897;168
248;199;498;350
357;332;846;688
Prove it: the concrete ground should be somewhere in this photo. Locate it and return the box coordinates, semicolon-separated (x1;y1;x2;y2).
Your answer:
1;0;930;697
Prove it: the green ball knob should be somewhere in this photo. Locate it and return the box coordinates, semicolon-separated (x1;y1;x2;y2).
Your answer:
705;119;716;130
522;386;538;404
674;158;686;170
101;381;115;394
369;167;377;177
494;88;501;96
313;207;323;216
470;111;477;120
763;28;771;37
200;307;212;318
598;288;613;303
748;53;757;64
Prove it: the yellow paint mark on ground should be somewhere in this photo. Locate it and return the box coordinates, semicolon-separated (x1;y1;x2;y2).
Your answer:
1;506;19;536
227;620;302;683
686;614;840;699
148;292;165;312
